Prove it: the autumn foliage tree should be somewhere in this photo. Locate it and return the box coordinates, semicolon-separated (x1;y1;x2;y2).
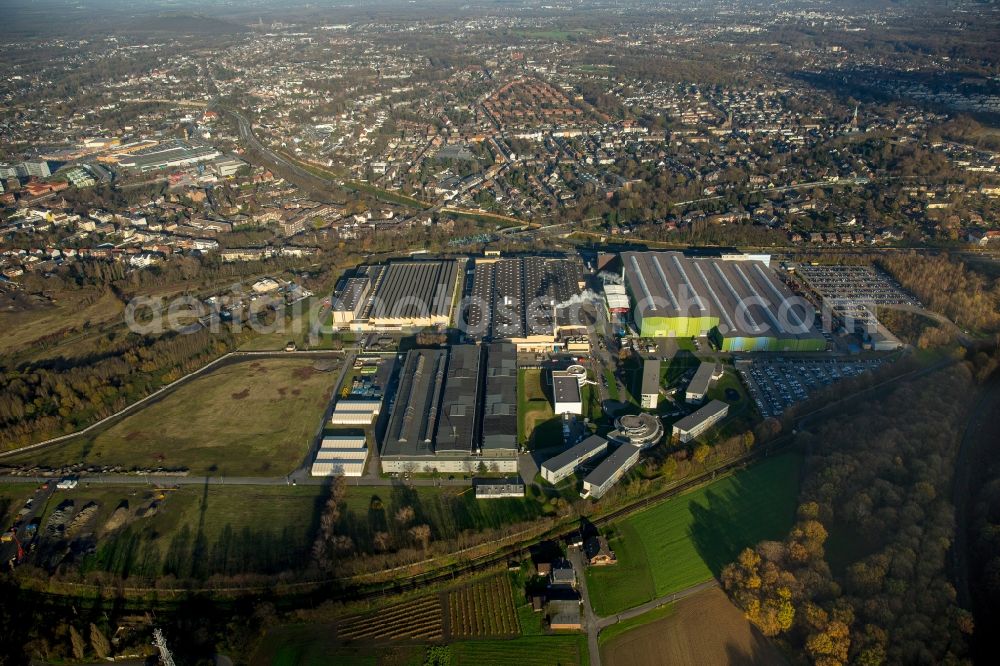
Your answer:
724;365;975;665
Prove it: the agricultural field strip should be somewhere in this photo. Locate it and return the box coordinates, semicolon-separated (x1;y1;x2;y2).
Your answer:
338;596;443;640
447;576;520;637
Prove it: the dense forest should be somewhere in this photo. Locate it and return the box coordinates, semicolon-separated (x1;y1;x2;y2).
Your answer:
724;361;983;665
880;253;1000;334
963;369;1000;662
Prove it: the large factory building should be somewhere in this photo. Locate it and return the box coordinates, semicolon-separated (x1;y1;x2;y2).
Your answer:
463;255;589;351
379;343;518;474
621;251;825;352
330;259;462;331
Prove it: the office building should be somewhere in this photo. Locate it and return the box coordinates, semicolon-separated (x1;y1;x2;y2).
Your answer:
672;400;730;443
685;362;723;403
581;444;641;500
640;359;660;409
540;434;609;484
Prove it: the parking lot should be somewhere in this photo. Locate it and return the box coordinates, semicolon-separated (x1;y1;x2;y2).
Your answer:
736;357;886;418
796;265;917;306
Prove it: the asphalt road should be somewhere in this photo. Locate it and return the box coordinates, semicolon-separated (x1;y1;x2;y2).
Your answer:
0;473;474;488
569;548;602;666
570;539;721;666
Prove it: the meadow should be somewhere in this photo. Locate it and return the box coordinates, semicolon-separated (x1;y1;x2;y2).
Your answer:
13;358;336;476
586;453;801;616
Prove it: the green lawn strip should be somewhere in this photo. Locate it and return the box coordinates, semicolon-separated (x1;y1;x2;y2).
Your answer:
597;603;675;646
450;635;586;666
603;368;619;401
587;453;801;615
519;368;556;446
586;521;656;616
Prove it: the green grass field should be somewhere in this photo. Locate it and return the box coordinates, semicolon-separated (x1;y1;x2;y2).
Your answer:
13;359;336;476
586;521;657;615
586;453;802;616
451;635;587;666
0;289;124;359
31;483;326;579
518;369;559;447
603;369;619;401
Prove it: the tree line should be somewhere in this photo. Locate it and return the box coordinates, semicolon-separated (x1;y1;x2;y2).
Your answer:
880;252;1000;334
724;362;984;665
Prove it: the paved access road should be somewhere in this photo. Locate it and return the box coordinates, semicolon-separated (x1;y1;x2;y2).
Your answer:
0;473;472;488
569;543;721;666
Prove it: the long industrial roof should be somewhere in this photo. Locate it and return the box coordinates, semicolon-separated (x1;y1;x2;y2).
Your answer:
382;349;448;458
622;251;816;340
381;345;482;459
466;256;584;339
361;260;459;321
435;345;482;455
482;343;518;452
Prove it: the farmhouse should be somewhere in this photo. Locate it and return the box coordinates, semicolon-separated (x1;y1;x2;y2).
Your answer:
548;600;582;630
550;564;577;588
585;536;617;566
